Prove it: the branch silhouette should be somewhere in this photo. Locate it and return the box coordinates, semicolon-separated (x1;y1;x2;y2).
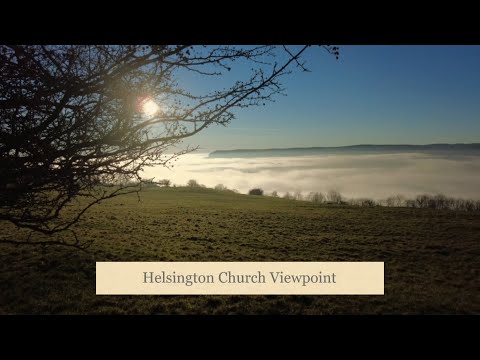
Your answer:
0;45;339;236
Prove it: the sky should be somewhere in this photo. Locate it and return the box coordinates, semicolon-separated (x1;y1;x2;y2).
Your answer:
175;45;480;151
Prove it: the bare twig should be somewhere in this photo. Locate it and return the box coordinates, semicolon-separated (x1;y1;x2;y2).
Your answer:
0;45;340;240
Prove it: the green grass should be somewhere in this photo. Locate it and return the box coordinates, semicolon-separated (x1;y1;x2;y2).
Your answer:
1;187;479;314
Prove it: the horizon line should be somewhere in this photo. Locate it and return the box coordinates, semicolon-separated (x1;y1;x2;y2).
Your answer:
207;142;480;153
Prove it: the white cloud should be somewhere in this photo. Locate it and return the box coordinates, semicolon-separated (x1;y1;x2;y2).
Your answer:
142;152;480;200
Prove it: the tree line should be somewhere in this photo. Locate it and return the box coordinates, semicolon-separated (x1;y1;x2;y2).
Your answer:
153;179;480;212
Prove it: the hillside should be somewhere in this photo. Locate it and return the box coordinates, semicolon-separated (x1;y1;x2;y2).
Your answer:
209;143;480;158
0;187;479;314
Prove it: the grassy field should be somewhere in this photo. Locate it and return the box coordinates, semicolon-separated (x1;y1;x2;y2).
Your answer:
1;187;479;314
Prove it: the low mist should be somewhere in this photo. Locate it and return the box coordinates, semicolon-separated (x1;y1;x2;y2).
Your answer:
142;152;480;200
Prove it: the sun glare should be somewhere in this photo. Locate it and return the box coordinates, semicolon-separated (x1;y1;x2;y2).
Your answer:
141;98;160;116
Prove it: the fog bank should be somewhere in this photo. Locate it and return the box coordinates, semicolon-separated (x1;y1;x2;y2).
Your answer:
142;152;480;200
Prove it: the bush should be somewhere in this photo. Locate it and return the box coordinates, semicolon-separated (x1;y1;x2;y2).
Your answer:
249;188;264;196
392;193;480;212
271;191;279;198
405;199;416;208
413;194;454;209
415;194;431;208
431;194;447;209
351;198;376;207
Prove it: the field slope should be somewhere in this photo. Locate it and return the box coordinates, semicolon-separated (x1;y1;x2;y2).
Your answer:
1;187;479;314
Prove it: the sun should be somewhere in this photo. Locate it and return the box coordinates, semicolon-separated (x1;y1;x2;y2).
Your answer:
141;98;160;116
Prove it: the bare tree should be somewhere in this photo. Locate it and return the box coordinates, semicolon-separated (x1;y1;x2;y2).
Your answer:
187;179;201;187
307;191;325;203
283;192;294;200
0;45;339;236
158;179;171;187
327;190;343;204
214;184;228;191
385;195;405;207
293;191;303;201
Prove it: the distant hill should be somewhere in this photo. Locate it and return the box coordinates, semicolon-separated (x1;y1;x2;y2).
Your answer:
209;144;480;158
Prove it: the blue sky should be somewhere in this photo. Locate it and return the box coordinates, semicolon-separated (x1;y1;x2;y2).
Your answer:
179;46;480;151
